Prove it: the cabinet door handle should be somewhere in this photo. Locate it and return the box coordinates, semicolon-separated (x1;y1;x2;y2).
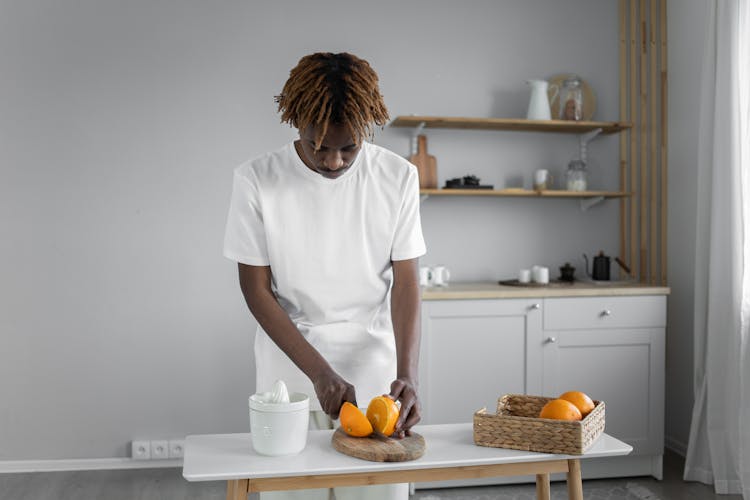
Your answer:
600;309;612;317
545;336;557;344
530;303;541;310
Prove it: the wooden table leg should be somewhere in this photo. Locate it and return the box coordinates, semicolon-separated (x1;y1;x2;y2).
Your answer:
566;459;583;500
535;473;551;500
226;479;248;500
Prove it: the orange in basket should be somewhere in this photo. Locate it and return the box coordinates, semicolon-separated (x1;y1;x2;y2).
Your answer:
539;398;582;421
559;391;596;417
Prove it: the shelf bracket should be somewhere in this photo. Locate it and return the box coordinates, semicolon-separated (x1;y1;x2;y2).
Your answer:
576;128;604;211
410;121;427;155
578;128;602;164
579;196;605;211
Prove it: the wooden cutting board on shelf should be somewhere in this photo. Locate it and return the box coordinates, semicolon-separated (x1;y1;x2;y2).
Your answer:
408;135;438;189
331;427;425;462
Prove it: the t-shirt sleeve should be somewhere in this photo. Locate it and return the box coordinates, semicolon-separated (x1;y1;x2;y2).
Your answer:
391;167;427;261
223;168;270;266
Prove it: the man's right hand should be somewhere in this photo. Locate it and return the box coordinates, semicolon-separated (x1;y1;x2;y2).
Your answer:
312;369;357;420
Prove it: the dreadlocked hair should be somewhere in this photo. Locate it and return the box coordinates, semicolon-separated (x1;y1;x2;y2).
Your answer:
275;52;390;150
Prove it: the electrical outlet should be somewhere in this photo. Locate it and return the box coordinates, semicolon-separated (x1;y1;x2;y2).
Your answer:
131;440;151;460
150;440;169;460
168;439;185;458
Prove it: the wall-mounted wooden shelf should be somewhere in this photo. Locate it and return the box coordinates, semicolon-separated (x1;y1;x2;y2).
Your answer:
420;188;630;198
391;116;632;135
419;189;632;211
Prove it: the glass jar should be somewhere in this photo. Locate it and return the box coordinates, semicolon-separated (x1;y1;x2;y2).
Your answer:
566;159;588;191
559;75;584;121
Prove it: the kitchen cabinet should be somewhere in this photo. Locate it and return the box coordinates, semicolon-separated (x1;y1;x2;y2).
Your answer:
417;291;666;487
541;295;666;478
419;298;543;426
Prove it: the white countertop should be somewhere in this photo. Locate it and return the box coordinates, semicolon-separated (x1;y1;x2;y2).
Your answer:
183;423;632;482
422;281;670;300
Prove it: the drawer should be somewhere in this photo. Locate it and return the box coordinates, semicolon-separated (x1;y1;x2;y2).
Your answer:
543;295;666;330
422;298;541;317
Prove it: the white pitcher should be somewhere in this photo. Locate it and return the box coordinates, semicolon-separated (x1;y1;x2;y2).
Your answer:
525;79;559;120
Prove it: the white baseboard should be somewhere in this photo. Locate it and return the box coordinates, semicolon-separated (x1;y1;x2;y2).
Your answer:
0;458;182;474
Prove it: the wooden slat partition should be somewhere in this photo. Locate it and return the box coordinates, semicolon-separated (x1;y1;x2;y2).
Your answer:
629;0;638;279
639;0;648;282
620;0;668;285
620;0;636;281
650;0;658;284
619;0;628;267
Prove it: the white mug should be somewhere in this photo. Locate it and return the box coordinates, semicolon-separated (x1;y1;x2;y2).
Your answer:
532;266;550;284
432;266;451;287
419;266;433;287
533;169;553;190
518;269;531;283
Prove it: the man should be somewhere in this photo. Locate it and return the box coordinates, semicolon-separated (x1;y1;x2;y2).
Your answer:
223;52;425;499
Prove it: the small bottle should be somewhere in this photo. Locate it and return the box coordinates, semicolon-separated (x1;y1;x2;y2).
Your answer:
566;159;588;191
560;75;584;121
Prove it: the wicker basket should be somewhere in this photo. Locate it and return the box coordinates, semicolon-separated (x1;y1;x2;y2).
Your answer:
473;394;605;455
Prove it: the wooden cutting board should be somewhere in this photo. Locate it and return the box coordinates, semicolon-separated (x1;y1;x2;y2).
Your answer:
408;135;438;189
331;427;425;462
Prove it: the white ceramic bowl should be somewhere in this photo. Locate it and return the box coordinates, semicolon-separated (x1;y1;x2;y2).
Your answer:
248;392;309;456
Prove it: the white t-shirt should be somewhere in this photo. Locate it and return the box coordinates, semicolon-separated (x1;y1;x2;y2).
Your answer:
223;141;426;410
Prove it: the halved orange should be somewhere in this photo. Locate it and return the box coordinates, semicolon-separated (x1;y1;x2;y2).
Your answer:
558;391;596;417
339;402;373;437
366;396;400;436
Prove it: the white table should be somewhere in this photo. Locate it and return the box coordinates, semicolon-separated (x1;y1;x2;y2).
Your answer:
182;423;632;500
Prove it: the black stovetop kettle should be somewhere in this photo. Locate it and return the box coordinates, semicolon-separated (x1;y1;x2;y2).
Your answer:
583;251;611;281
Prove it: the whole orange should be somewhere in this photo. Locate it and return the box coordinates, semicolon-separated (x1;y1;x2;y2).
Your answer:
339;402;373;437
558;391;595;417
539;398;583;421
366;396;400;436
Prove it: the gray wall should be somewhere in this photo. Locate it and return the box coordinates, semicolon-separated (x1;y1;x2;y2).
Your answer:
0;0;692;461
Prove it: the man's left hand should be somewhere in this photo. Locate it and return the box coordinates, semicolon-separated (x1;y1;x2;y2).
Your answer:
388;378;421;439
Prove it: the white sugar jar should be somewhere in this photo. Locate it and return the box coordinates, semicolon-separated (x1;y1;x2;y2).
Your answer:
566;159;588;192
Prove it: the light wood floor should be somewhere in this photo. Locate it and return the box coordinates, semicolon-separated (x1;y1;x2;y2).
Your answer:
0;450;741;499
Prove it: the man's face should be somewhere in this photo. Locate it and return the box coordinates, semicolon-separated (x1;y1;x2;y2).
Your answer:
297;123;361;179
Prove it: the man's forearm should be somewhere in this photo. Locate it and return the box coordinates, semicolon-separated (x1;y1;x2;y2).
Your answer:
390;260;422;383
